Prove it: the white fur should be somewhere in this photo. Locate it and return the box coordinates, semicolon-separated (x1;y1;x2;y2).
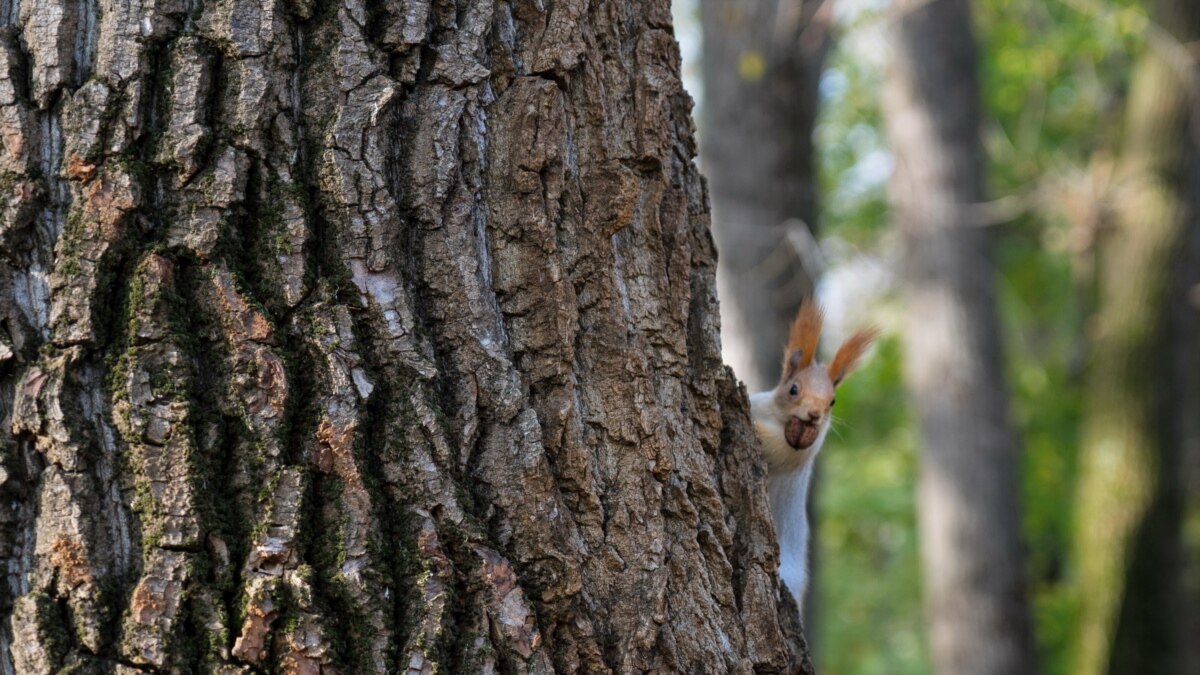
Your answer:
749;390;831;609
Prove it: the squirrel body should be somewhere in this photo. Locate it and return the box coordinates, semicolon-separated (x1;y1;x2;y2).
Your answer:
749;300;876;608
751;390;827;604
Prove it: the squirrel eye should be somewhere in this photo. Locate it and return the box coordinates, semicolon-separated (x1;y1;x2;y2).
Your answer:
788;384;799;397
831;397;837;408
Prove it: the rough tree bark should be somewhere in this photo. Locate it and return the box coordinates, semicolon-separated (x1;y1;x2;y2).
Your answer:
1073;1;1200;673
0;0;811;672
883;1;1038;674
699;0;832;394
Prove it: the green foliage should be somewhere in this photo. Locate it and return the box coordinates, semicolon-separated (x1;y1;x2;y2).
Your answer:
811;1;1148;673
817;338;926;675
995;216;1085;675
814;9;921;675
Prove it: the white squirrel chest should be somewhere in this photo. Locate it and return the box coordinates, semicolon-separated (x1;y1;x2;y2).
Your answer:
749;390;830;607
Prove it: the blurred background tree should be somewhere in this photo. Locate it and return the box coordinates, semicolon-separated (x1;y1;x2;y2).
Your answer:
698;0;834;634
681;0;1200;672
1073;1;1200;673
699;0;832;394
884;0;1037;673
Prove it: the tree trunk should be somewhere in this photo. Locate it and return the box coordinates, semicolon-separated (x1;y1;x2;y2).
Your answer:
1072;2;1200;673
0;1;811;672
883;1;1038;673
699;0;832;394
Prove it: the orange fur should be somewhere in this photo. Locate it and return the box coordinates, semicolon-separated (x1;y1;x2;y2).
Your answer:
828;327;880;385
783;299;824;378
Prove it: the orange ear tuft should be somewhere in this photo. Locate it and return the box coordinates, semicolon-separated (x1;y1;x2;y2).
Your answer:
828;327;880;386
782;298;824;379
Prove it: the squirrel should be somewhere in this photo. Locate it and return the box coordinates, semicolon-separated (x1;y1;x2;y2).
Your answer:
749;298;877;609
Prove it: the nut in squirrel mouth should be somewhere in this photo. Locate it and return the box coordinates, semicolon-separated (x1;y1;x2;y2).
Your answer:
785;416;820;450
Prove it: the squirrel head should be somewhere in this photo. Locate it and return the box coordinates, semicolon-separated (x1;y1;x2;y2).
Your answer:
772;298;879;451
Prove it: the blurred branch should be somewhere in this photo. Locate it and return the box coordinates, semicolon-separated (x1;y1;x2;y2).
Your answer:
796;0;837;59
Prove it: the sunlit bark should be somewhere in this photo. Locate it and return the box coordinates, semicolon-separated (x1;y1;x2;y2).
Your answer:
1073;2;1200;673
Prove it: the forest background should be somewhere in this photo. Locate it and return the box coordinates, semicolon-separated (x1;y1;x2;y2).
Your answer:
675;0;1200;673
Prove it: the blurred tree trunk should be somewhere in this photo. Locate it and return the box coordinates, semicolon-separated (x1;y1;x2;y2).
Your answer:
699;0;833;394
1073;2;1200;673
1181;137;1200;675
0;0;812;672
883;1;1038;674
699;0;834;635
1140;153;1200;675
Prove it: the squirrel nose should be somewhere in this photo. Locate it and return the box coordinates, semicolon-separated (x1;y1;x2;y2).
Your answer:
805;411;820;423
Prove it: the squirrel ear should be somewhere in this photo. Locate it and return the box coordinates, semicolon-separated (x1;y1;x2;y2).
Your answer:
828;327;880;386
783;348;805;380
783;299;823;380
